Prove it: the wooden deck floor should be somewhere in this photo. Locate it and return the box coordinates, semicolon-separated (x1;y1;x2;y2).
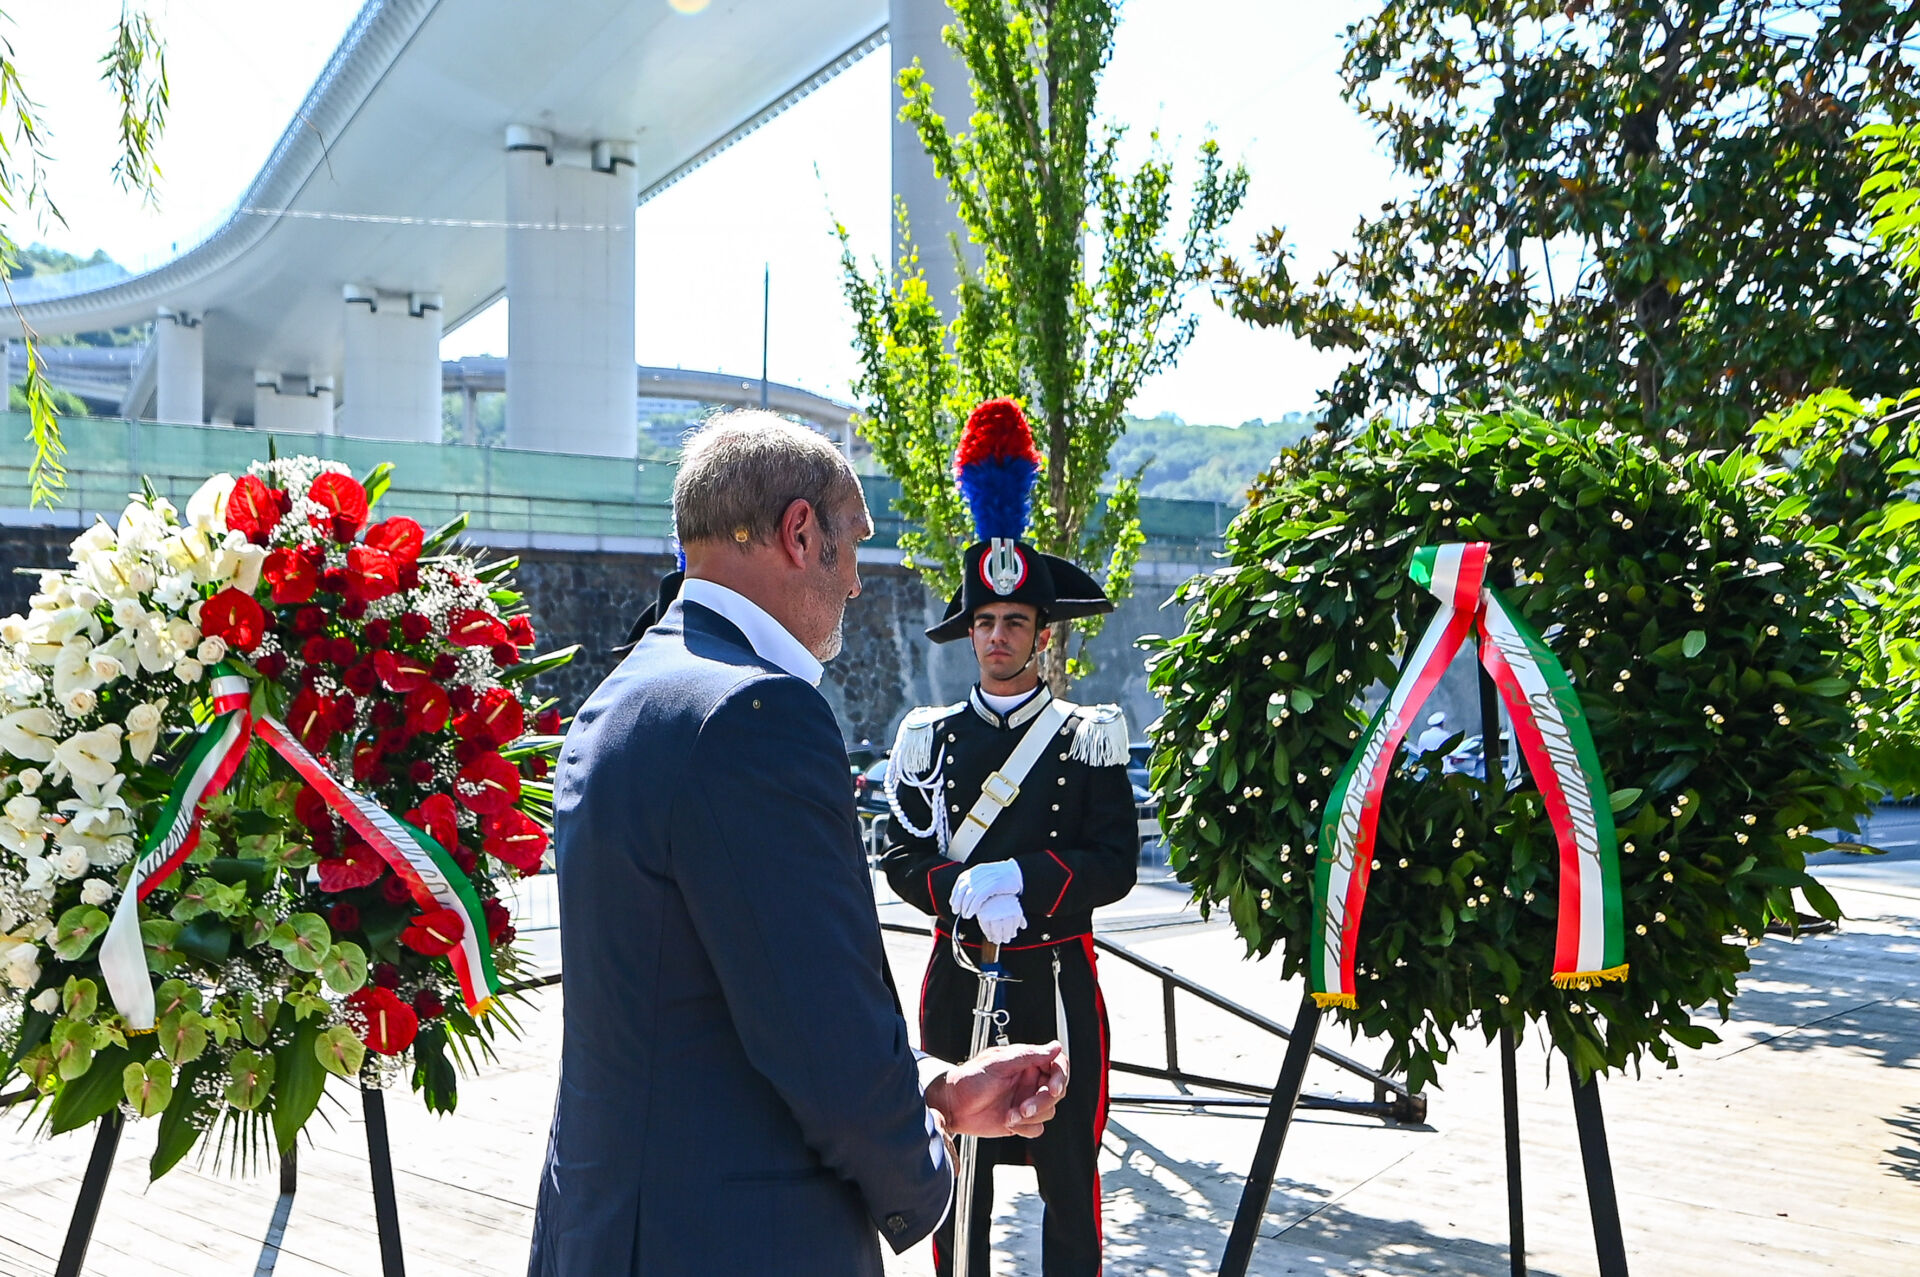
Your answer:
1;868;1914;1276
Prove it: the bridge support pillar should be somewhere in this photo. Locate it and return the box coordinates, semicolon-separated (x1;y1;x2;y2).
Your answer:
890;0;975;315
254;372;335;434
155;310;204;425
340;287;443;442
503;127;638;457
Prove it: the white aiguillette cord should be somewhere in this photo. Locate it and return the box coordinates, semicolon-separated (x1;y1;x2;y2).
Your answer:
943;700;1072;864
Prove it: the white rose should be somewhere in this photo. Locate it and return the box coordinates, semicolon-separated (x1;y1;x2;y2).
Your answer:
50;723;122;786
186;473;235;532
167;618;200;651
0;708;60;762
5;943;42;990
196;636;229;664
17;768;41;794
229;543;267;595
127;565;156;594
61;687;97;718
125;701;166;763
173;657;205;685
109;597;146;630
0;615;27;644
30;987;59;1015
49;843;90;880
80;878;114;906
88;650;124;684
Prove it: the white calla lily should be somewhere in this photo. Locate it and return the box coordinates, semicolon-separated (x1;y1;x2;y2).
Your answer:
0;708;60;762
186;473;235;532
50;723;123;787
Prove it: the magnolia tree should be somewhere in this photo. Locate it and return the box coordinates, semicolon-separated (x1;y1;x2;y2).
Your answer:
841;0;1246;689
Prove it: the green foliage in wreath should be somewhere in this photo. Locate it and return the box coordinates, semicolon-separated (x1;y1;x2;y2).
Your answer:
1144;410;1874;1091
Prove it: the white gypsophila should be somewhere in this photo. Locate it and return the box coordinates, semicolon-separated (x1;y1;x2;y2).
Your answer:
99;835;135;868
0;662;44;709
79;878;115;907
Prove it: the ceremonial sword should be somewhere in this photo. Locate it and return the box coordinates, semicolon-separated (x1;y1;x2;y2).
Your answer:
950;930;1012;1277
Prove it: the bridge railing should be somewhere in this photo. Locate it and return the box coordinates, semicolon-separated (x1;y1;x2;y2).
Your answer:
0;414;1230;555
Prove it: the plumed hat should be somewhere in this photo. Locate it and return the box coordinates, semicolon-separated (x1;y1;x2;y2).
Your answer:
925;399;1113;644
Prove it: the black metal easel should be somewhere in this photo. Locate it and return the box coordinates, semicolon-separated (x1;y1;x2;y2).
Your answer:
48;1080;408;1277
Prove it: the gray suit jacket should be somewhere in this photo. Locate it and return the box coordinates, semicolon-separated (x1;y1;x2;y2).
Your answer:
528;599;951;1275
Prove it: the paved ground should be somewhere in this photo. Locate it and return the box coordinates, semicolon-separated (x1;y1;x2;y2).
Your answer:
1;824;1915;1276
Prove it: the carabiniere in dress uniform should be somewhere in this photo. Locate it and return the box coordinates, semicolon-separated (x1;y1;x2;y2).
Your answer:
882;398;1137;1277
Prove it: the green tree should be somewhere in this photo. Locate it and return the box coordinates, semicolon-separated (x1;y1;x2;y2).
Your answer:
1214;1;1920;445
840;0;1246;689
2;7;169;505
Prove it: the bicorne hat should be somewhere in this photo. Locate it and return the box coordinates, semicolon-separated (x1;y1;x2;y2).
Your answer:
613;544;685;654
925;399;1113;644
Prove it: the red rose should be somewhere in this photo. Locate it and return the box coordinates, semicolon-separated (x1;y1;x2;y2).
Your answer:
408;759;436;785
347;545;401;601
371;962;400;989
375;649;433;693
491;642;521;667
294;785;332;832
482;897;515;945
255;652;288;680
226;475;285;544
262;547;317;604
347;986;418;1055
399;612;431;644
294;606;328;636
365;619;393;646
506;615;536;647
311;827;336;857
453;739;481;765
320;568;351;595
317;841;383;892
364;517;424;568
404;683;451;735
412;988;445;1020
448;686;476;714
456;751;521;815
330;692;358;729
381;873;415;907
371;701;400;728
526;755;550;780
328;903;361;934
406;793;461;855
308;472;370;541
450;843;478;875
448;608;507;648
301;635;331;666
339;598;368;621
482;808;548;876
536;709;563;735
431;653;460;680
289;687;336;752
342;661;378;697
328;636;358;667
400;906;466;957
201;588;267;653
376;727;410;755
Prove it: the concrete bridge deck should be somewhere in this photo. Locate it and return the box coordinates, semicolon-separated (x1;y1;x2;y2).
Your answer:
2;830;1914;1276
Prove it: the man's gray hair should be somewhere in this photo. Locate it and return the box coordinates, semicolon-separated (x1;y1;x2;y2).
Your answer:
674;410;861;548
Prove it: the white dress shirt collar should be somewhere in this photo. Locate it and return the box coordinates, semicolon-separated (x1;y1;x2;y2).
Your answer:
679;578;825;687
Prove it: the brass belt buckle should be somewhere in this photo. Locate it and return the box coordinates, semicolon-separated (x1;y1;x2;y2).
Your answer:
980;771;1020;808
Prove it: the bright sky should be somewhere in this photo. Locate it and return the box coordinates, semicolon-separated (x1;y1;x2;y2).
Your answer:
5;0;1395;426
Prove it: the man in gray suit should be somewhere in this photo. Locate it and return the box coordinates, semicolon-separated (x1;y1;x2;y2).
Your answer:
529;413;1068;1276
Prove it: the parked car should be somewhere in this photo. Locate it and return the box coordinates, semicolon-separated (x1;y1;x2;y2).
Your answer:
855;758;893;816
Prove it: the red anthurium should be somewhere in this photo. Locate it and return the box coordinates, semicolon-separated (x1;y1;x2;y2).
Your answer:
400;906;466;957
289;687;337;752
455;751;521;815
536;709;563;735
347;544;401;600
317;840;384;892
448;608;507;648
374;649;434;692
352;741;384;783
491;642;521;668
262;547;318;604
308;472;370;540
482;808;548;876
226;475;285;544
455;688;525;747
506;615;536;647
294;785;332;832
363;517;424;568
404;683;451;734
201;588;267;652
347;986;418;1055
405;792;460;853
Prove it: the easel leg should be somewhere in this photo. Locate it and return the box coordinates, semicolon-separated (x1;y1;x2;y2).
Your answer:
1218;995;1322;1277
55;1112;124;1277
1568;1069;1629;1277
1500;1026;1525;1275
256;1146;299;1277
362;1084;407;1277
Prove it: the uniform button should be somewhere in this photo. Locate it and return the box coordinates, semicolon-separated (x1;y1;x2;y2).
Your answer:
1041;932;1051;940
950;804;960;813
1058;752;1068;761
885;1213;908;1235
947;734;956;742
751;699;761;709
1057;777;1066;786
1051;804;1060;811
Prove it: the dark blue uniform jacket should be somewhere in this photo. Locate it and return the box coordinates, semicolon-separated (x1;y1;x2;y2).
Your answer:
528;599;951;1276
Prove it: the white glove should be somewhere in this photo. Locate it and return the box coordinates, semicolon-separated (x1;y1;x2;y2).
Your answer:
951;860;1024;918
974;894;1027;946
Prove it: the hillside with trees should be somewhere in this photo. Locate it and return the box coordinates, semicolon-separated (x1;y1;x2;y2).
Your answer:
1108;411;1319;504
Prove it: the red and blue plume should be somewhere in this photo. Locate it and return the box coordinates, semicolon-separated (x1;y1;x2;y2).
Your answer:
955;398;1041;542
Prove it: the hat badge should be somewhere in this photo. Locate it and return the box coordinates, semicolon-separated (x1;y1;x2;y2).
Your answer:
983;538;1028;595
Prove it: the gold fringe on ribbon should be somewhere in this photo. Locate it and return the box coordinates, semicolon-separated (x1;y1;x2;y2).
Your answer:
1311;991;1358;1009
124;1026;157;1036
1551;963;1630;991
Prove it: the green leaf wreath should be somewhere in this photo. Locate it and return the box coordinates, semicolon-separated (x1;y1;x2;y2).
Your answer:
1144;410;1875;1091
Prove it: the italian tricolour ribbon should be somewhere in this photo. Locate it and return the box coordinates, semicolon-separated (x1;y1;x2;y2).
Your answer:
1310;543;1627;1010
99;665;500;1032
